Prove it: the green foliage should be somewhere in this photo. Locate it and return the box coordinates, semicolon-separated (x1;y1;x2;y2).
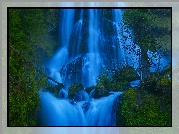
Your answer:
111;81;129;91
123;9;171;52
120;88;137;124
68;83;84;99
122;9;171;80
116;100;125;126
9;9;59;64
93;72;112;98
120;70;171;126
91;65;139;98
139;70;171;96
156;77;171;95
162;63;171;79
96;72;112;90
9;58;48;126
111;65;139;91
9;9;59;126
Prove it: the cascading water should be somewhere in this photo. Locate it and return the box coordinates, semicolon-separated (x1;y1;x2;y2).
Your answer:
85;92;122;126
38;91;87;126
39;91;122;126
46;9;75;84
85;9;101;87
39;8;139;126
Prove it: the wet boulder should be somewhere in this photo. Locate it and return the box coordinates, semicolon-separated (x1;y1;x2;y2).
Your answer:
68;83;84;100
93;88;110;99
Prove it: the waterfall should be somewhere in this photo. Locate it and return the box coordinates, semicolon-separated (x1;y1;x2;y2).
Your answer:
38;92;87;126
85;92;122;126
86;9;101;86
39;8;135;126
46;9;75;84
38;91;122;126
46;8;141;87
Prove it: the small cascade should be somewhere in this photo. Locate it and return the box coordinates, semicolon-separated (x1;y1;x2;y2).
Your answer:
39;91;122;126
89;89;95;99
85;92;122;126
59;88;68;99
47;47;68;84
39;92;87;126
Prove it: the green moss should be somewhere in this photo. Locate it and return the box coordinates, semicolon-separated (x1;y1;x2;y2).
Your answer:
113;65;140;83
111;81;129;91
9;60;48;126
9;9;59;126
68;83;84;100
96;72;112;90
91;65;139;98
156;77;171;94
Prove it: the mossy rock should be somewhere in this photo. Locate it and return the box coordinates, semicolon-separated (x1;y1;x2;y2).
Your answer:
93;88;109;99
44;83;64;97
68;83;84;100
112;65;140;83
111;81;130;91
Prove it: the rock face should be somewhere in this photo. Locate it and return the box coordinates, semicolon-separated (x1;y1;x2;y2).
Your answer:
93;88;110;99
